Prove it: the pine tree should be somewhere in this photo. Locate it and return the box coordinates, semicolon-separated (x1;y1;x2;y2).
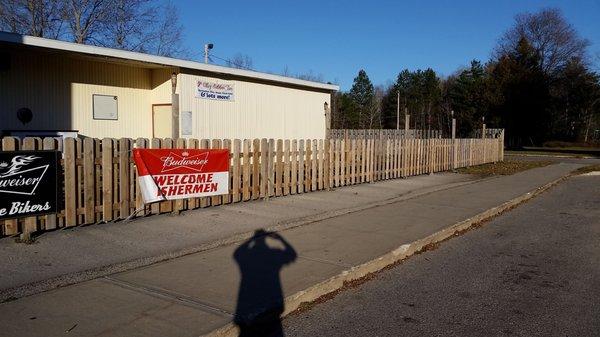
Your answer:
348;70;375;128
447;60;489;135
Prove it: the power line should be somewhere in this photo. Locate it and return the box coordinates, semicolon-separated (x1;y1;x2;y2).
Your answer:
206;53;254;71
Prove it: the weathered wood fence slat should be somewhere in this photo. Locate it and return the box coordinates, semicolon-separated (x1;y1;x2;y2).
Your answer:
0;132;503;236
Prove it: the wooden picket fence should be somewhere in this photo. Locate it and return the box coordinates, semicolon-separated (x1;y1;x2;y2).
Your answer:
0;133;503;237
330;129;442;139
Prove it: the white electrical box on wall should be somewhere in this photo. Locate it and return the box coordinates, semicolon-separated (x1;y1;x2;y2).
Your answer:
181;111;193;136
93;94;118;120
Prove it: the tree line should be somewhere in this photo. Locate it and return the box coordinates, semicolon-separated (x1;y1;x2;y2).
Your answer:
0;0;185;57
332;8;600;147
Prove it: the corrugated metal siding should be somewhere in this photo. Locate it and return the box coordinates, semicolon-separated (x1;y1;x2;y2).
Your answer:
1;48;155;138
1;47;330;140
151;68;173;104
1;49;71;132
178;73;329;140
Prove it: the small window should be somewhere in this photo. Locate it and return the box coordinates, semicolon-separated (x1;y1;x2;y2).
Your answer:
93;94;118;120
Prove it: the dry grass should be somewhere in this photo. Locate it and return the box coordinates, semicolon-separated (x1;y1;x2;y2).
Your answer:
456;160;553;177
573;164;600;175
505;150;590;158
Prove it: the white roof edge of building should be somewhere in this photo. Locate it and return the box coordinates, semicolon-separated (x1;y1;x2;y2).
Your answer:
0;32;339;92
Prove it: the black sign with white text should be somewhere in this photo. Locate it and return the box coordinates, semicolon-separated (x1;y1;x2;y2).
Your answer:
0;151;59;220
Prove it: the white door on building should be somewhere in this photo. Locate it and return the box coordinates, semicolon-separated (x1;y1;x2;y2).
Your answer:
153;104;172;138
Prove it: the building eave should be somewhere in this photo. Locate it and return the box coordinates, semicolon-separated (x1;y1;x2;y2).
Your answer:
0;32;339;92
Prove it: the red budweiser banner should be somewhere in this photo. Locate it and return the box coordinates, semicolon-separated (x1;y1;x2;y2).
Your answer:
132;149;230;203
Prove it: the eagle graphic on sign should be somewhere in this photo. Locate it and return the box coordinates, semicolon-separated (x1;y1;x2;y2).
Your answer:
0;155;40;177
0;155;48;195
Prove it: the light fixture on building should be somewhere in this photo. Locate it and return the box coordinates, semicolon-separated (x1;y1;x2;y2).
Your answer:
204;43;214;64
171;72;177;94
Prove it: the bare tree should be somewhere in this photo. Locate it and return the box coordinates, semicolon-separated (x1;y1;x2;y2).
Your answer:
296;70;324;83
279;67;325;82
227;53;253;70
1;0;187;57
364;85;384;129
0;0;64;38
148;1;186;57
495;8;589;76
63;0;110;44
100;0;154;52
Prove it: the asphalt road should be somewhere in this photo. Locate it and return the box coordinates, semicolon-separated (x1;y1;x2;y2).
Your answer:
283;173;600;337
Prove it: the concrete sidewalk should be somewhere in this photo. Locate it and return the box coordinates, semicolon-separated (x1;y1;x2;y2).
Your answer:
0;163;581;337
0;173;476;296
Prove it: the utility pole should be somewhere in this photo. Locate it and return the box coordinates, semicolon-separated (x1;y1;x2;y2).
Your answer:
451;110;457;170
482;116;486;163
404;107;410;138
482;116;486;139
396;91;400;130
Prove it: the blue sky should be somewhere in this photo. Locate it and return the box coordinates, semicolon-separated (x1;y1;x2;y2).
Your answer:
177;0;600;90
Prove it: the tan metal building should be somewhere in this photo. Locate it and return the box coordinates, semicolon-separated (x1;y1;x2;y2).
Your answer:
0;32;338;140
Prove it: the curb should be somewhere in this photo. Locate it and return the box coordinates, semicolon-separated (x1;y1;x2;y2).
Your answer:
506;153;597;159
205;173;570;337
0;175;489;302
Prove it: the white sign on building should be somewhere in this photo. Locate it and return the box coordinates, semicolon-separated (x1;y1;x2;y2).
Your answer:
195;80;235;101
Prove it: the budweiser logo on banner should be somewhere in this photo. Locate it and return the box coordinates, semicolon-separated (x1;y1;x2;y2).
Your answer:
133;149;230;203
0;151;59;220
160;151;209;173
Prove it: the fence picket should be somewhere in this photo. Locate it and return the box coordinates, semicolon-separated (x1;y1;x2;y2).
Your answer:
43;137;58;230
102;138;114;221
242;140;251;201
149;138;162;212
22;138;39;234
334;139;340;187
305;140;311;192
276;139;283;197
351;139;356;185
83;138;95;224
291;140;298;194
318;140;324;190
173;138;187;212
160;138;174;212
233;139;242;203
252;139;261;200
119;138;131;219
283;140;290;196
311;140;318;191
328;139;334;188
187;139;200;208
268;139;275;197
64;138;77;227
298;140;305;194
259;138;268;198
1;137;18;235
211;139;223;205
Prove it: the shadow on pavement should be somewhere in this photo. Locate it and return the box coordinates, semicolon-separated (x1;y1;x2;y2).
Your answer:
233;229;297;337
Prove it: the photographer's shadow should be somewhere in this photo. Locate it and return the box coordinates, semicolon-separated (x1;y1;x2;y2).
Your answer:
233;229;297;337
